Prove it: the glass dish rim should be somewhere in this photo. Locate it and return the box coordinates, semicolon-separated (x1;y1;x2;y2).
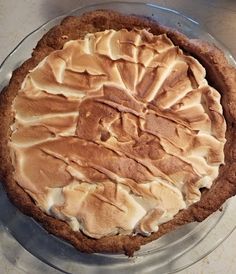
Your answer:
1;0;234;70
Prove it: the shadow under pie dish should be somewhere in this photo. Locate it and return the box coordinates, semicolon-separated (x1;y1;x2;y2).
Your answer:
0;9;236;257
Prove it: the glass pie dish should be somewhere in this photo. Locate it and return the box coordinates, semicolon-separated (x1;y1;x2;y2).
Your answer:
0;2;236;273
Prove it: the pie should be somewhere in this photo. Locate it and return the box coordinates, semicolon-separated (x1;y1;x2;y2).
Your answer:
0;10;236;256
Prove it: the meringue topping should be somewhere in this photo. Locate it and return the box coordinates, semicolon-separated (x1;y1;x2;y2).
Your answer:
9;29;226;238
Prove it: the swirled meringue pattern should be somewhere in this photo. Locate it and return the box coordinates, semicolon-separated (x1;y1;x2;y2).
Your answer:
10;29;226;238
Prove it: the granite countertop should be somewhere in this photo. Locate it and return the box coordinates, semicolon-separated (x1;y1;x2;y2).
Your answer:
0;0;236;273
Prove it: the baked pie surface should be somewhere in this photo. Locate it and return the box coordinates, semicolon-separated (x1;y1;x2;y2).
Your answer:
0;10;236;255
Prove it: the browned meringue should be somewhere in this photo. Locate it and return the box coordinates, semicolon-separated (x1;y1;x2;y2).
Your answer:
9;29;226;238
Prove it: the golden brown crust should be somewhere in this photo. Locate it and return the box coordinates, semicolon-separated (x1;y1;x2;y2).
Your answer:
0;10;236;256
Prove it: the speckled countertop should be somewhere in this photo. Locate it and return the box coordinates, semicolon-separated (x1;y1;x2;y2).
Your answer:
0;0;236;273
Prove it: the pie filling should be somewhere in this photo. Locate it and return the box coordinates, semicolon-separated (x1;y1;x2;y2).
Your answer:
9;29;226;239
